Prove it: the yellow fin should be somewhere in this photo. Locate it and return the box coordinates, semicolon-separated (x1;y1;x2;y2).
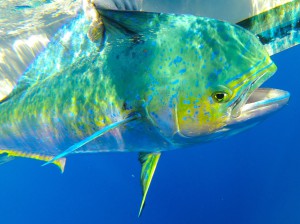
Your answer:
138;152;161;217
0;149;66;173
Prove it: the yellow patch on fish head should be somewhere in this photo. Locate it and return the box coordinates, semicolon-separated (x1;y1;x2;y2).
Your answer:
175;85;232;137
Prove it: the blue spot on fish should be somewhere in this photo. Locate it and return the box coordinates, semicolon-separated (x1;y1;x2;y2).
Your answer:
211;51;219;61
198;44;204;49
173;56;183;65
179;68;186;75
183;100;190;105
214;69;223;75
148;95;153;101
171;79;179;85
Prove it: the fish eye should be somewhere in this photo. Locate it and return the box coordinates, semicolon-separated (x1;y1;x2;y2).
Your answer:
212;91;230;103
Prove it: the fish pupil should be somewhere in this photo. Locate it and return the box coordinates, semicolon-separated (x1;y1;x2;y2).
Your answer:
216;93;224;100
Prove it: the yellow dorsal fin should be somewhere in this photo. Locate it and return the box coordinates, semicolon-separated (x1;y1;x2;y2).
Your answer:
0;149;66;173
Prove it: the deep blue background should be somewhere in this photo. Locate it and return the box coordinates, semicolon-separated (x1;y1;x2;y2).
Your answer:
0;46;299;224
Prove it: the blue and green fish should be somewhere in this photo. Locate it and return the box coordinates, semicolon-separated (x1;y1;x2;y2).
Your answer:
0;0;298;216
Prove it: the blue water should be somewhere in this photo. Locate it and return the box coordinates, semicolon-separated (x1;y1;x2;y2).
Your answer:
0;44;299;224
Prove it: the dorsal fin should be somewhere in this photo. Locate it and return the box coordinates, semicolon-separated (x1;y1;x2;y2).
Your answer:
96;9;163;37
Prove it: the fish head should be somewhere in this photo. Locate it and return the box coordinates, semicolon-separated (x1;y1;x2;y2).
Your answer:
143;16;289;144
99;10;289;145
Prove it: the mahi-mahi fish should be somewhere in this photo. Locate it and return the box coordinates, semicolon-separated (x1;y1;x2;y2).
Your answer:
0;1;295;216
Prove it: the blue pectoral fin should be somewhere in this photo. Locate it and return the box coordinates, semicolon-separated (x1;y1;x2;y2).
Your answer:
43;113;141;166
138;152;161;217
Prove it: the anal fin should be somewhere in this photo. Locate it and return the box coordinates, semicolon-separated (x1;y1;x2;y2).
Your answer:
138;152;161;217
0;149;66;173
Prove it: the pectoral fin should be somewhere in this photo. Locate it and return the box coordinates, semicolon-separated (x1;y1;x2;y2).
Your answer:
43;113;141;166
138;152;161;217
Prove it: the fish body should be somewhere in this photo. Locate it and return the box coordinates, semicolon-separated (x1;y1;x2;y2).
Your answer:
0;10;283;155
0;6;290;215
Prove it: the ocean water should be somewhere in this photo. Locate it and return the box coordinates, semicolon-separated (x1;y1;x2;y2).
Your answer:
0;4;300;224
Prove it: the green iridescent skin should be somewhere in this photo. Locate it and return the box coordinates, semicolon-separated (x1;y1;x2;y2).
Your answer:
0;10;275;156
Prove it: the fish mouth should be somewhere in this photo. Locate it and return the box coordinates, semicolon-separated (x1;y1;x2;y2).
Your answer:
228;87;290;125
229;59;289;125
230;59;277;118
